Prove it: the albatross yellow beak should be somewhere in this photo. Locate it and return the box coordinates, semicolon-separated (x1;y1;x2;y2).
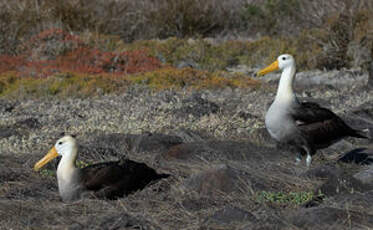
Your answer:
34;146;58;171
257;60;279;76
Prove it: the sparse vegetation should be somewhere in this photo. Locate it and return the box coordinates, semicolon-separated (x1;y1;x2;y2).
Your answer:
255;190;322;206
39;169;55;177
0;67;259;98
0;72;130;98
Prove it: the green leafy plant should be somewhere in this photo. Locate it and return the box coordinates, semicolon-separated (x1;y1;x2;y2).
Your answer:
255;190;323;206
39;169;55;177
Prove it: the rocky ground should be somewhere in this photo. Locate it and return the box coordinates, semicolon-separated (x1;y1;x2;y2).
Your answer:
1;69;373;229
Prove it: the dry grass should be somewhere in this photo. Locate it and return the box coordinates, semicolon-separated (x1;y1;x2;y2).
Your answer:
2;137;367;229
1;0;373;53
1;76;372;228
0;139;320;229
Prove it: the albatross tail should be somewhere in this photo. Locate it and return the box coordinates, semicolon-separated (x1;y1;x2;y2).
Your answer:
354;129;373;139
352;128;371;139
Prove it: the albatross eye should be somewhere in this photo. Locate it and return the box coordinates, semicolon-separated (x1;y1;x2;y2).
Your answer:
282;57;286;61
58;141;63;145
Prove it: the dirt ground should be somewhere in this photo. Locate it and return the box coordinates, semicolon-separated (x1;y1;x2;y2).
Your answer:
1;70;373;229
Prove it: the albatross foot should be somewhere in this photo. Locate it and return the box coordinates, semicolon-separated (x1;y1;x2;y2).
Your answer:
295;154;302;165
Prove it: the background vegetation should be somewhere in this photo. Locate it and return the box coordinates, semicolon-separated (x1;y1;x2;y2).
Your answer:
0;0;372;97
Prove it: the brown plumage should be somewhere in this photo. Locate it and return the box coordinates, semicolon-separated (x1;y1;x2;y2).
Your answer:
289;102;367;157
79;159;168;199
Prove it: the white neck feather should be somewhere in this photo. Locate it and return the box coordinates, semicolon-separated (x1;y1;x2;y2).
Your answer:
57;146;77;183
274;64;296;103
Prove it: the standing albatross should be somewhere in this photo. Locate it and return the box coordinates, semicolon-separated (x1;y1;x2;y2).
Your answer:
34;135;168;202
257;54;368;167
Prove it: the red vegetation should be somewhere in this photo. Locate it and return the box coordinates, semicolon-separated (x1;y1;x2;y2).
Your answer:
53;48;163;75
0;55;27;74
0;28;163;78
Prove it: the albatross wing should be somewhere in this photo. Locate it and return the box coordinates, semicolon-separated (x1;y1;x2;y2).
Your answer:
79;159;169;199
291;102;367;148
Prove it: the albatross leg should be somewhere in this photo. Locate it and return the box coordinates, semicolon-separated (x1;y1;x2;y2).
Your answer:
302;145;314;167
306;154;312;167
304;145;315;168
295;153;302;165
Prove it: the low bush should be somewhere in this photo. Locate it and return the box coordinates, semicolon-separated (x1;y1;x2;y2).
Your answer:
0;72;130;98
255;190;322;207
129;67;259;90
0;67;259;98
0;29;163;78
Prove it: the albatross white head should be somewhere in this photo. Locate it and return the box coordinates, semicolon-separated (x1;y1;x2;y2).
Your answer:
34;136;82;202
34;135;79;186
34;135;78;172
257;54;297;103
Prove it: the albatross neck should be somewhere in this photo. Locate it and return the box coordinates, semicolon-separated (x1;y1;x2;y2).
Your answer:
57;147;78;181
274;64;297;104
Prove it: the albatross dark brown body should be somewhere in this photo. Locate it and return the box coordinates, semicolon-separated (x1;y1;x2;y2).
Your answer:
78;158;169;199
290;102;367;151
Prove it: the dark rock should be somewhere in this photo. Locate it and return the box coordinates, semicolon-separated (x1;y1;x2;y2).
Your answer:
0;127;19;139
326;140;354;152
170;128;206;143
338;148;373;165
325;191;373;211
303;164;343;179
175;93;219;118
0;167;28;182
0;99;16;113
76;212;157;230
181;196;216;212
163;140;283;162
344;101;373;131
303;164;373;197
205;206;257;225
130;132;183;153
351;101;373;118
353;165;373;185
162;142;219;161
368;60;373;90
176;59;198;69
185;164;241;195
83;132;183;155
287;207;373;229
237;111;258;120
15;118;41;129
83;133;130;153
183;164;271;195
2;179;58;200
0;118;41;139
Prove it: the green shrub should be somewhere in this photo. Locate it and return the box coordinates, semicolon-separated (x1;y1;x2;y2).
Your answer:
0;72;130;98
129;67;259;90
255;190;322;206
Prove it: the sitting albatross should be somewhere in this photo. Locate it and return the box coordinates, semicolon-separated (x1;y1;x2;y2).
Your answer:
34;135;168;202
257;54;368;167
